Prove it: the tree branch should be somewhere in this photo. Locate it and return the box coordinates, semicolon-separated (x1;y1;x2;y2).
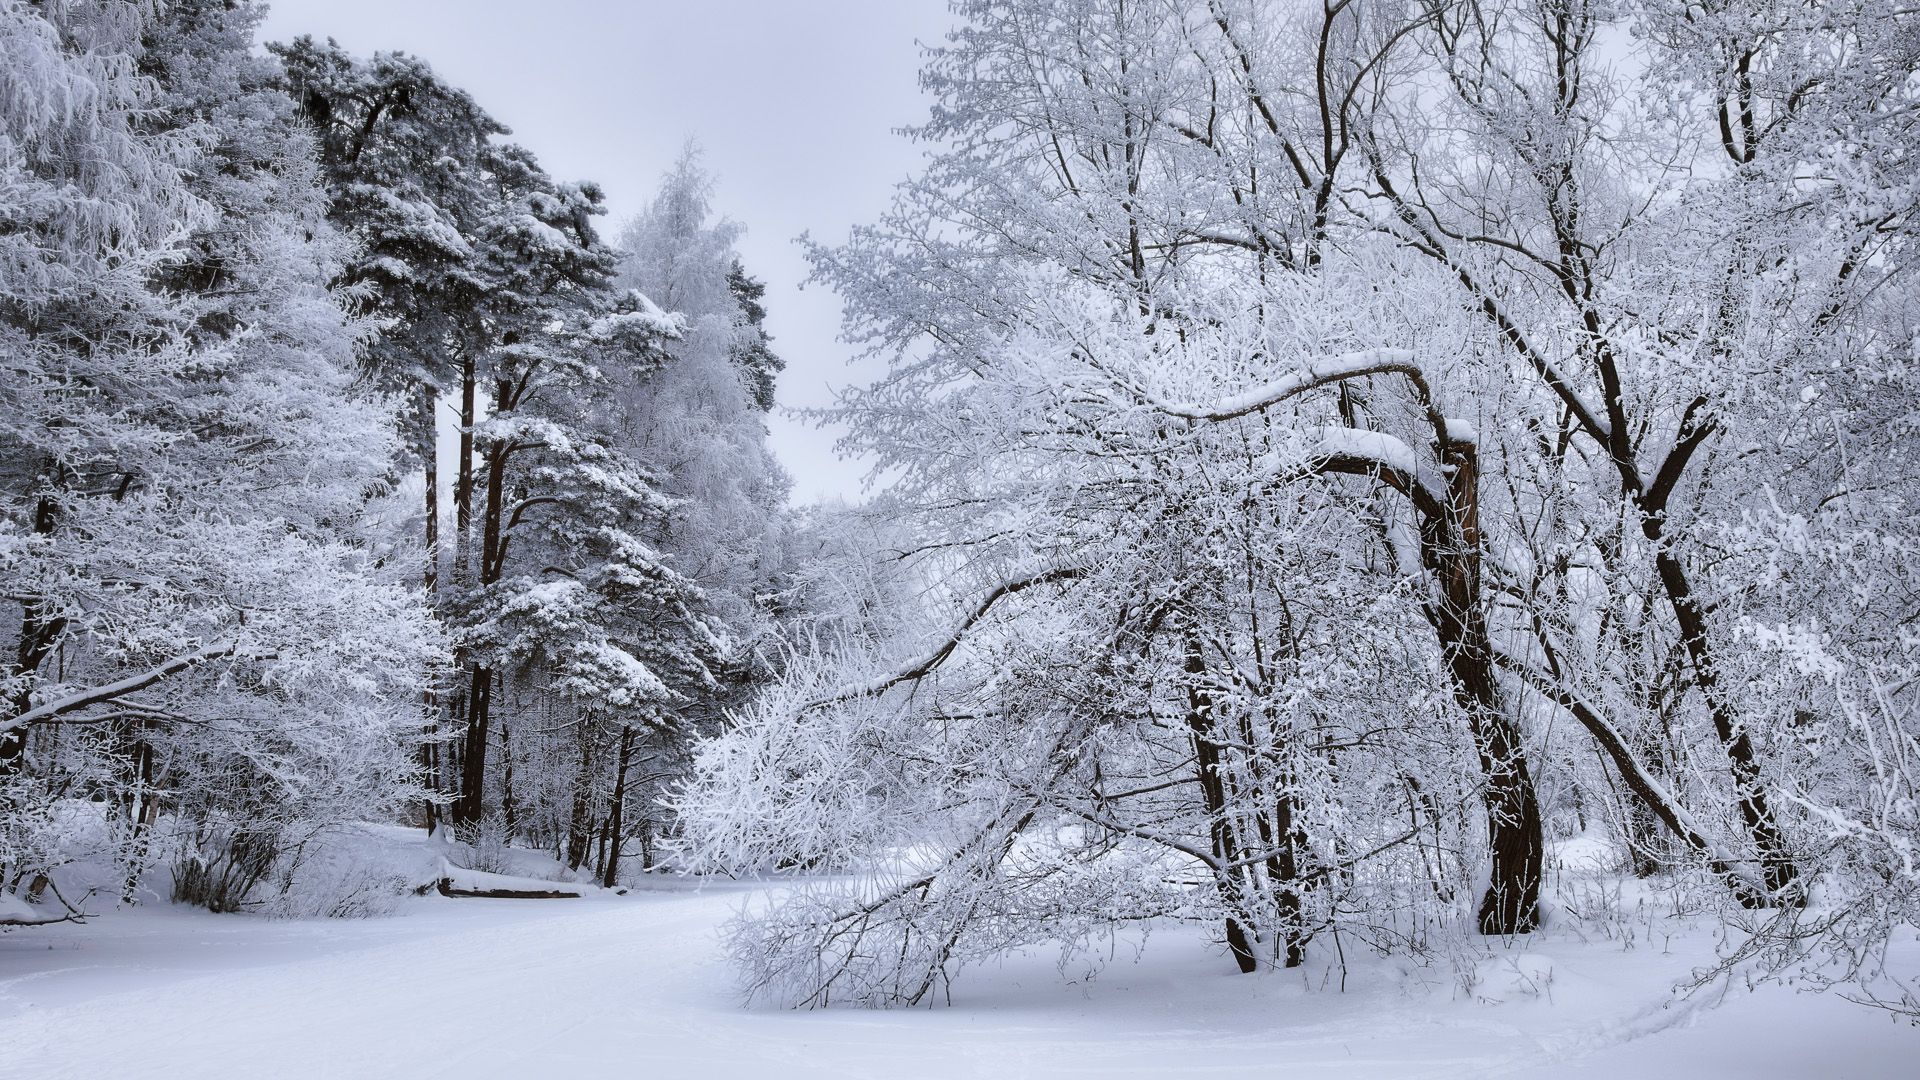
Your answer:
802;566;1087;710
3;642;245;735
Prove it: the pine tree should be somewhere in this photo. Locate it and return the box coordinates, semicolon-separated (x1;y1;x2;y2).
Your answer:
446;159;705;833
725;260;783;413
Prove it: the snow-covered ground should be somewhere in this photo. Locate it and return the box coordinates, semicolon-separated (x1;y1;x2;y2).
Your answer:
2;880;1914;1079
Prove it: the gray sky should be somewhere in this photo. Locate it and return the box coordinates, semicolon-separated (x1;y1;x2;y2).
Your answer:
258;0;952;503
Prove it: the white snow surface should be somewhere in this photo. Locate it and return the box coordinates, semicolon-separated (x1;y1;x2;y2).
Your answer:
3;880;1915;1079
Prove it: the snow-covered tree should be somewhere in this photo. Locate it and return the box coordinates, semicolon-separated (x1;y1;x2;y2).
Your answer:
516;151;801;871
614;150;793;674
1;0;434;919
680;0;1920;1010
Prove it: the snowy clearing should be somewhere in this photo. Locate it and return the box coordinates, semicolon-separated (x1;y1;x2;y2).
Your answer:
3;888;1913;1080
6;3;1920;1078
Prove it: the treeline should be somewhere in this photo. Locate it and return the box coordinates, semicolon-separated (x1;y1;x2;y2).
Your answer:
1;0;790;917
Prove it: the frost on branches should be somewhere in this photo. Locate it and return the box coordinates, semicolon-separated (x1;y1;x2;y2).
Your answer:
676;0;1920;1014
3;0;1916;1033
1;0;796;917
271;37;795;884
1;0;434;920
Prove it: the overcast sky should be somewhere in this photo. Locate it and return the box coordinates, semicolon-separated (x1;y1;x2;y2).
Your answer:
258;0;953;503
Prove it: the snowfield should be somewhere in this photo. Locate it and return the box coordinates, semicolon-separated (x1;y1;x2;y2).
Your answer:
2;885;1913;1079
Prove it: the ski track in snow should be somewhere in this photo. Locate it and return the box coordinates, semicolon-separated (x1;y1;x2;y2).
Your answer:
2;888;1914;1079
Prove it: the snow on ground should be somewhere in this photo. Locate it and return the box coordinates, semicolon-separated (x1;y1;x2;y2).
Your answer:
2;879;1915;1080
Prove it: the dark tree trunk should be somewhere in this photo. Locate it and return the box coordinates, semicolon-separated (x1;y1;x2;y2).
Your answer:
452;382;514;830
498;719;518;839
3;496;65;777
454;664;493;828
1427;441;1543;935
118;716;161;903
1623;789;1665;878
419;381;442;833
1238;701;1307;967
1646;543;1799;902
1265;760;1308;967
565;732;598;871
453;346;478;584
1583;287;1797;901
422;379;441;594
1184;633;1258;973
600;725;636;890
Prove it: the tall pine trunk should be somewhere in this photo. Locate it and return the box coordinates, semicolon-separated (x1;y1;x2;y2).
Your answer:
600;725;636;889
456;665;493;828
452;380;512;829
418;382;442;832
565;730;598;871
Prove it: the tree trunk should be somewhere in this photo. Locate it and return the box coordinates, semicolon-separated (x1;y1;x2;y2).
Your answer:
592;811;611;882
1183;632;1258;973
2;497;64;777
1647;544;1799;902
1265;759;1308;967
1239;701;1308;967
1623;786;1665;878
453;347;477;585
601;725;636;890
1428;440;1543;935
422;379;442;594
118;716;158;903
452;383;514;830
1582;287;1797;901
498;718;518;839
565;731;597;871
418;380;442;833
454;664;493;828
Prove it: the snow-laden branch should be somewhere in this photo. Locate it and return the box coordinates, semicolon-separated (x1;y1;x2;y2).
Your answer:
1145;347;1486;463
1259;426;1451;519
1367;168;1614;445
0;903;89;928
1151;348;1422;422
801;565;1087;711
2;641;247;735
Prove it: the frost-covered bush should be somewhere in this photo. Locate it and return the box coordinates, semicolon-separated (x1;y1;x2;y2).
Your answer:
171;827;281;914
679;543;1483;1005
262;857;414;920
255;824;440;919
460;819;517;876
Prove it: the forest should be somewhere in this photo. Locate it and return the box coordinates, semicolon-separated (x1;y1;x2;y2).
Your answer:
2;0;1918;1076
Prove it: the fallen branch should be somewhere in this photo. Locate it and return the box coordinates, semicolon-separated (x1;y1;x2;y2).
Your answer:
434;879;580;900
430;859;600;899
0;907;90;928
